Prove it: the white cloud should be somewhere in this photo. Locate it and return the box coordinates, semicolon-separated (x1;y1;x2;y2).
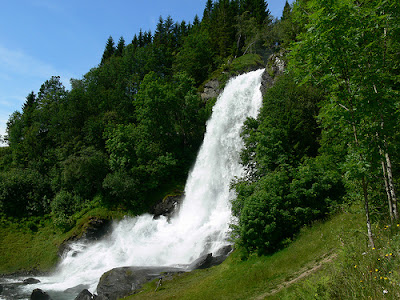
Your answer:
0;45;58;79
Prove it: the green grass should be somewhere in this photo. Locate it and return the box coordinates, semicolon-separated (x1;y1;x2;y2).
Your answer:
124;209;364;300
0;204;127;275
271;215;400;300
3;202;399;299
0;216;62;274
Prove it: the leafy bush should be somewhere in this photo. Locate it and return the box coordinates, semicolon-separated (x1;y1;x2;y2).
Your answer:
0;168;52;217
61;147;108;199
233;158;344;255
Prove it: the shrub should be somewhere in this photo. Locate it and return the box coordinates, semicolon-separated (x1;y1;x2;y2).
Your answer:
0;168;52;217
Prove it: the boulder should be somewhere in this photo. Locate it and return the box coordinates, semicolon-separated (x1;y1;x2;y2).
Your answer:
96;266;183;300
214;245;233;257
0;284;3;294
152;194;183;220
74;289;93;300
64;284;90;294
188;245;233;271
23;278;41;284
188;253;213;270
59;217;112;257
30;288;52;300
201;79;221;103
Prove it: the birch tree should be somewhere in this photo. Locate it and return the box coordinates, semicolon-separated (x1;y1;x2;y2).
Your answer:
289;0;400;247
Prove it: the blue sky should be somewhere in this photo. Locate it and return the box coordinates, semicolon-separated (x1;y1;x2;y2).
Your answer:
0;0;292;146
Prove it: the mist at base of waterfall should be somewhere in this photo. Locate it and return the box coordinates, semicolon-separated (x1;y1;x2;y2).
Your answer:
19;69;265;298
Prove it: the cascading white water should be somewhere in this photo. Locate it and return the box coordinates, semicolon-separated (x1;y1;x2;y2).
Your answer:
24;68;265;298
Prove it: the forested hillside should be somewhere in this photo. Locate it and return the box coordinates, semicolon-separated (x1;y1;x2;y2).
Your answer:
1;0;400;270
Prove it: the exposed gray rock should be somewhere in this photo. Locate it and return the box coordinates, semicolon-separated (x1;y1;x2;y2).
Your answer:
59;217;112;257
93;294;108;300
23;278;41;284
187;250;232;271
188;253;213;270
261;52;286;95
152;194;183;220
214;245;233;257
96;266;183;300
74;289;93;300
64;284;90;294
30;288;52;300
201;79;221;103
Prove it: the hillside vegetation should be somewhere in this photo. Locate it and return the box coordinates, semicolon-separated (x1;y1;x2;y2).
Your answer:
1;1;400;299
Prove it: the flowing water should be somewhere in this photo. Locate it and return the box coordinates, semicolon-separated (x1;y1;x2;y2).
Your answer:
5;69;264;299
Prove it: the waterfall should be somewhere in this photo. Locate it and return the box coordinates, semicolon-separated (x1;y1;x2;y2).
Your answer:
23;68;265;298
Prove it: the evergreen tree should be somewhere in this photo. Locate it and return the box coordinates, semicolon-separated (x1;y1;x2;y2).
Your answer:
100;36;116;65
22;91;36;127
281;0;291;21
115;36;125;57
138;29;144;47
240;0;270;26
132;34;139;49
144;31;152;45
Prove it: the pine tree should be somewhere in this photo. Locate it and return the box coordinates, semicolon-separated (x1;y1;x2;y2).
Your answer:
132;34;139;49
100;36;116;65
138;29;144;47
115;36;125;57
240;0;270;26
22;91;36;127
144;31;152;45
281;0;291;21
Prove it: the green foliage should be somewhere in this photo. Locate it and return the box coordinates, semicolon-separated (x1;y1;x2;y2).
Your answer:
101;36;116;65
174;29;214;85
0;168;52;217
232;73;344;255
51;191;83;231
60;147;108;199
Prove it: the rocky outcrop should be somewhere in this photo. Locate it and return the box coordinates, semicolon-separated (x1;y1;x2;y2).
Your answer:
261;51;286;96
30;288;52;300
74;289;93;300
58;217;112;257
201;79;221;103
188;245;233;271
23;278;41;284
96;266;184;300
151;194;183;220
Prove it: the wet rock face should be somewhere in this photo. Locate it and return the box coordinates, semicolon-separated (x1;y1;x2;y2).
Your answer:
58;217;112;257
30;288;52;300
201;79;221;103
151;194;183;220
96;266;184;300
74;289;93;300
23;278;41;285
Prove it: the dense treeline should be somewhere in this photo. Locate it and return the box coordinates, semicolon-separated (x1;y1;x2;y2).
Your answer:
232;0;400;256
0;0;277;230
1;0;399;261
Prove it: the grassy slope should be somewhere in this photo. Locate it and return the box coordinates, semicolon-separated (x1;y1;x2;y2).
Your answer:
0;216;62;274
0;207;126;275
2;204;399;299
124;209;365;300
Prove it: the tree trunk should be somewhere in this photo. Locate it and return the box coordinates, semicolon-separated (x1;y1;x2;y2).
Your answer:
385;152;398;220
362;177;375;248
381;158;394;222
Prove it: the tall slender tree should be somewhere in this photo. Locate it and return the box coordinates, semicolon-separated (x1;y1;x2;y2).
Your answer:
115;36;125;57
100;36;116;65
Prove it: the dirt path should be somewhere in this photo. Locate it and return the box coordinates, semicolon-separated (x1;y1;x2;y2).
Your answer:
254;254;337;300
